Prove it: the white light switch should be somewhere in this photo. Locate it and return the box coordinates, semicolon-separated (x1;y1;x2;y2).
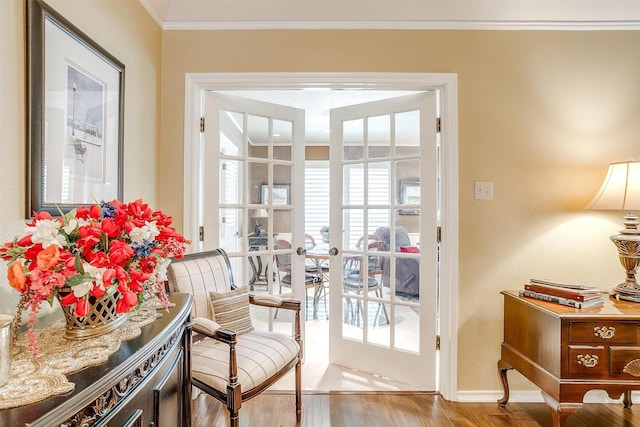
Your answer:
475;181;493;200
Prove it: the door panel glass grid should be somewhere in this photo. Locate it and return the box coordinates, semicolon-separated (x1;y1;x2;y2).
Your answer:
339;109;422;352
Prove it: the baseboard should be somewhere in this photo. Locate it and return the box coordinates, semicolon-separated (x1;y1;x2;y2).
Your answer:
456;390;640;404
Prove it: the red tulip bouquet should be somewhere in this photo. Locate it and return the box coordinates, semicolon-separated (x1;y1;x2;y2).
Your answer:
1;199;190;355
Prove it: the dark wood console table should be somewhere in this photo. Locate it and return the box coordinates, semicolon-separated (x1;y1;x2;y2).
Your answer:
248;233;269;290
498;290;640;427
0;293;193;426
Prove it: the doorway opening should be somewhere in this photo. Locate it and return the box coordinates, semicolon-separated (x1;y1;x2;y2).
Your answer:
183;73;459;399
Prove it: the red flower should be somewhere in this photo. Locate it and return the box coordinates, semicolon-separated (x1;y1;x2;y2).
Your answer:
89;204;102;219
18;235;34;247
75;206;91;219
102;268;116;286
101;218;121;238
109;240;134;265
59;292;77;306
130;269;151;282
138;257;157;274
116;291;138;313
90;284;105;298
75;299;89;317
26;211;53;226
90;252;111;268
128;280;144;293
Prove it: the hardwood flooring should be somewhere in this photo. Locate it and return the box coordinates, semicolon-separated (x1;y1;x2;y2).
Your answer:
192;391;640;426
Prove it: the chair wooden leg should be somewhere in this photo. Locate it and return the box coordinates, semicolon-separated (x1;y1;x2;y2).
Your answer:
295;357;302;422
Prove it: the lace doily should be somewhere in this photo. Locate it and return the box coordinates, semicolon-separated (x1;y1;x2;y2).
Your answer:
0;301;167;410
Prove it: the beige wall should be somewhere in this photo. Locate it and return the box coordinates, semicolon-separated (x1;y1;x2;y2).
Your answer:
160;29;640;393
0;0;162;314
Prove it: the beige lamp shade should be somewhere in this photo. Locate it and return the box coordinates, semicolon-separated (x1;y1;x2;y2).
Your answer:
252;208;269;218
586;160;640;211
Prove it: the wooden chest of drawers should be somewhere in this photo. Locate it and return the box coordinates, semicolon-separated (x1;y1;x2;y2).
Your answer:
498;290;640;427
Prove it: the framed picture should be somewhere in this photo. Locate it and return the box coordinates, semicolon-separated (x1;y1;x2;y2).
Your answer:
261;184;291;205
399;179;420;215
27;0;124;215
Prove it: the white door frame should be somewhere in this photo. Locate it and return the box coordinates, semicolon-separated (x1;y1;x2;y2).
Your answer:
183;72;459;400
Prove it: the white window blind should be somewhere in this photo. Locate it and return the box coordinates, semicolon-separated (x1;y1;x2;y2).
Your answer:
304;161;330;244
304;160;390;249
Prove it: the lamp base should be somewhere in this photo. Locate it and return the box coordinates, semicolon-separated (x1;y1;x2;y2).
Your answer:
610;213;640;302
613;282;640;302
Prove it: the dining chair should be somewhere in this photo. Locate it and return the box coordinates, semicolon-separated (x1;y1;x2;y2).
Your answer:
274;239;324;319
166;249;302;426
355;233;381;250
342;240;389;327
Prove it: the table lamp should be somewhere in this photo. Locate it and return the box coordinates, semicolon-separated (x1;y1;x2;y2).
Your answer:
252;208;269;236
586;160;640;301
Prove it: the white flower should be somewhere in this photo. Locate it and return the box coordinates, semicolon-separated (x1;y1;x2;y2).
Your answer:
146;221;160;240
62;217;90;234
72;282;92;298
129;221;160;243
84;264;106;283
26;219;66;248
156;258;172;282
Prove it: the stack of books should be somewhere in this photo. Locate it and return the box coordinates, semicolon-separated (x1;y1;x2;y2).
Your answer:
519;279;605;309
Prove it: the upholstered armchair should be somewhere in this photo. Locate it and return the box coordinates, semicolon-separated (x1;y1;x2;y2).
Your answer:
375;226;420;297
166;249;302;426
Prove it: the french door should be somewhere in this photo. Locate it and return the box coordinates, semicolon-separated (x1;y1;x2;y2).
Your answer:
201;92;308;328
328;92;439;389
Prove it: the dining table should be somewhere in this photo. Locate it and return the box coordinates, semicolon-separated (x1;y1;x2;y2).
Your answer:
305;245;331;319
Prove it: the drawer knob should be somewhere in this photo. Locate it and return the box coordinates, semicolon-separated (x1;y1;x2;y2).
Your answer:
577;354;599;368
623;359;640;377
593;326;616;339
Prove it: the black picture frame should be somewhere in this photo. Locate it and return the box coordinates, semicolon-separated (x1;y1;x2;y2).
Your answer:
399;179;420;215
260;183;291;205
27;0;125;216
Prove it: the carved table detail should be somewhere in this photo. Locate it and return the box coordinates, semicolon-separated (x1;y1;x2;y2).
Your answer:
0;293;192;427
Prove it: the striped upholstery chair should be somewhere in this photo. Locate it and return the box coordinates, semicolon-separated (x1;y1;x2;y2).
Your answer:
166;249;302;426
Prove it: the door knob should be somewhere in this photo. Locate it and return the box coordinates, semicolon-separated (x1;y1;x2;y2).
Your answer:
329;247;338;256
296;247;306;255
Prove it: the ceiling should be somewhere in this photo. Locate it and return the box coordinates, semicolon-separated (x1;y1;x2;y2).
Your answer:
139;0;640;30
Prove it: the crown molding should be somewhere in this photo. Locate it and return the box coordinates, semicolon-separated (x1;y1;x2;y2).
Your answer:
162;19;640;31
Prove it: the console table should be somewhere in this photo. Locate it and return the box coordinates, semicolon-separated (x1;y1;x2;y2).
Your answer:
248;233;269;290
0;293;193;427
498;290;640;427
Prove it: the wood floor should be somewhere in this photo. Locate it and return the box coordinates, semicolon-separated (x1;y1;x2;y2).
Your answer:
192;391;640;426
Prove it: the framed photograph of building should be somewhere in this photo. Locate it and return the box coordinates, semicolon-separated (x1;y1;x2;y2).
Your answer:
27;0;124;215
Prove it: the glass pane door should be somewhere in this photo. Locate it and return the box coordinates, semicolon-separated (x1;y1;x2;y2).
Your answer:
328;92;439;389
202;92;306;332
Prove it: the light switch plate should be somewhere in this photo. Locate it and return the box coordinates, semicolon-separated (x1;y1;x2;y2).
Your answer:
475;181;493;200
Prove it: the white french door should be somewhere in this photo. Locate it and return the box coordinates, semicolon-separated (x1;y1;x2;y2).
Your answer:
201;92;309;324
328;92;439;389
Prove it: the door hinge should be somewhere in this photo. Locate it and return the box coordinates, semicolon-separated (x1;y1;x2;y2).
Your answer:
200;117;205;132
436;334;441;351
436;117;441;133
199;226;204;242
437;226;442;243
